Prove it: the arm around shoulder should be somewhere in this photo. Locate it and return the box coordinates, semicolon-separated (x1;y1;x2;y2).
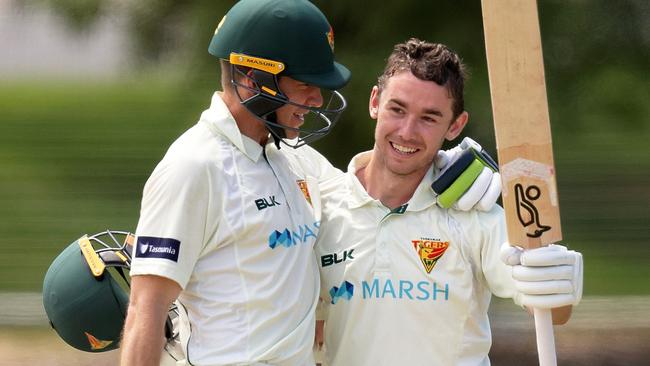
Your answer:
120;275;181;366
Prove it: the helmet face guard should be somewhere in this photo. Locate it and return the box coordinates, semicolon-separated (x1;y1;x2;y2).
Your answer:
208;0;352;149
42;230;179;355
229;54;347;149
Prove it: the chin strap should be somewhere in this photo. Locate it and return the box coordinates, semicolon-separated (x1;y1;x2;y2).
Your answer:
234;66;288;149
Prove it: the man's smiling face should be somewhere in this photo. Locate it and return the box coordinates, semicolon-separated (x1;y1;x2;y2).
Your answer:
369;70;467;178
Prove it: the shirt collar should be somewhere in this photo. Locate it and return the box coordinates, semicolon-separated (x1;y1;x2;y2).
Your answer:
345;151;375;209
345;150;438;211
198;92;265;162
408;164;437;211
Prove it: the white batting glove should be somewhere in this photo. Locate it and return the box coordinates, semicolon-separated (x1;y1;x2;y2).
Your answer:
500;242;583;309
433;137;501;211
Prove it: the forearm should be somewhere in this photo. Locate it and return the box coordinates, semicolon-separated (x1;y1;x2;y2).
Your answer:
120;302;168;366
120;275;181;366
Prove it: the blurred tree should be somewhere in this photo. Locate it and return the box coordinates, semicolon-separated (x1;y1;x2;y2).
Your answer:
540;0;650;134
37;0;104;31
30;0;650;165
10;0;650;295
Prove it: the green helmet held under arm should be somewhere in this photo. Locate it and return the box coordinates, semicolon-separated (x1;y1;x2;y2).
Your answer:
42;230;133;352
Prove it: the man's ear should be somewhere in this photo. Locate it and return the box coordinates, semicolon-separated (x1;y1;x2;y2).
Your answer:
241;68;258;89
226;67;256;100
445;111;469;141
369;86;380;119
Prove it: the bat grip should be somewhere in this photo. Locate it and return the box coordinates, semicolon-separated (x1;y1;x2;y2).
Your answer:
534;308;557;366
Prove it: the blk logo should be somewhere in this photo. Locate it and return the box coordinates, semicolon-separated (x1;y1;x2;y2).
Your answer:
255;196;281;210
321;249;355;267
330;281;354;304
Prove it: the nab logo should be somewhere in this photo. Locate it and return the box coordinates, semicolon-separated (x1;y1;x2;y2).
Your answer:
268;229;292;249
268;221;320;249
255;195;281;210
321;249;355;267
329;281;354;304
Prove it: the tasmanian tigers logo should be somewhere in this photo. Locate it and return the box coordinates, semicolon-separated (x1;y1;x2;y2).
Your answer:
412;239;449;273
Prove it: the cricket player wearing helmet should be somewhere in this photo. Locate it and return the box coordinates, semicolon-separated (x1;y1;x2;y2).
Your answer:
120;0;350;364
314;39;583;366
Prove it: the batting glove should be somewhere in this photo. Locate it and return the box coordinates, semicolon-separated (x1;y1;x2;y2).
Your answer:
500;242;583;309
433;137;501;211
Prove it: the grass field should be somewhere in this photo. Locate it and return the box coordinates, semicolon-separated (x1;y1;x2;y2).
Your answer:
3;325;647;366
0;81;649;295
1;294;648;366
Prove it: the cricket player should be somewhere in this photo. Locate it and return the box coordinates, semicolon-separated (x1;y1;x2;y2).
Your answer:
119;1;349;364
314;39;584;366
119;2;501;366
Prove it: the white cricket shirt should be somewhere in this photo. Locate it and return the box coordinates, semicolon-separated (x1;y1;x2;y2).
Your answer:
131;92;339;366
315;151;516;366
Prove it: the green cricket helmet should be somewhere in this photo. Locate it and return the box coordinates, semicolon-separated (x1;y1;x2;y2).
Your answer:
208;0;351;148
42;230;133;352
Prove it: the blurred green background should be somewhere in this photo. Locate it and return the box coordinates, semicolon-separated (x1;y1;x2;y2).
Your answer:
1;0;648;298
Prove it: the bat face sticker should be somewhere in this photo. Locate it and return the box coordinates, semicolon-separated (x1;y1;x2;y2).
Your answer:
514;183;552;238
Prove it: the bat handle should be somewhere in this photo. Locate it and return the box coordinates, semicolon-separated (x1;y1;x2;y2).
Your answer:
534;308;557;366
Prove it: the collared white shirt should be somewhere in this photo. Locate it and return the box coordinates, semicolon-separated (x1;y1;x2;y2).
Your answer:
315;151;516;366
131;92;339;366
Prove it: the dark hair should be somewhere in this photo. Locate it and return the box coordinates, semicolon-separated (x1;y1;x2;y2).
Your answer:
377;38;467;118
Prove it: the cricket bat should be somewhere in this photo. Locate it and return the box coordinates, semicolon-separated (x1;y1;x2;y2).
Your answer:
481;0;561;365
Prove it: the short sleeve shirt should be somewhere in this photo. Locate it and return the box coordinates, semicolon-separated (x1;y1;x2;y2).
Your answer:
315;151;516;366
131;93;340;366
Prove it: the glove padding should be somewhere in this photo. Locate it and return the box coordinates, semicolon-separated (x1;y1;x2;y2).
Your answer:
433;137;501;211
501;242;583;309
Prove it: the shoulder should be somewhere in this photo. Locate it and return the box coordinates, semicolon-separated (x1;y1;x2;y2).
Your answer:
284;142;325;158
281;144;328;166
445;204;505;240
317;172;355;229
318;169;348;196
280;144;343;180
317;164;351;196
145;125;227;192
447;204;504;224
167;123;227;162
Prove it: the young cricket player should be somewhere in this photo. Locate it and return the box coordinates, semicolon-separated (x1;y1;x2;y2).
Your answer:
314;38;583;366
